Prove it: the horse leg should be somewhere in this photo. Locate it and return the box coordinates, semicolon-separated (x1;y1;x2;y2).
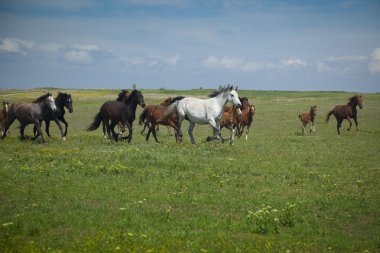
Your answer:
152;123;160;143
140;122;148;135
34;122;46;144
188;121;196;145
168;120;180;143
229;126;235;145
1;114;15;139
336;119;343;135
175;116;184;143
109;121;119;142
239;125;245;138
102;121;107;138
60;117;69;137
124;121;133;144
20;124;27;141
353;116;358;132
146;124;152;142
45;120;52;137
102;119;112;140
346;117;352;131
166;126;173;136
246;125;250;140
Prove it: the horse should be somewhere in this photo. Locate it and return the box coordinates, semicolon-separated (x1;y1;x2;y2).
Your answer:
140;96;177;136
33;92;73;140
139;96;185;143
162;85;242;145
0;93;57;144
326;95;363;135
0;100;10;136
87;89;145;143
101;89;130;138
236;97;255;140
220;105;242;144
299;105;317;135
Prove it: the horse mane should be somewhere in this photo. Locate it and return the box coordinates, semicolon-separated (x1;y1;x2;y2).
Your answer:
347;95;360;106
124;89;140;103
208;85;235;98
169;96;185;105
116;89;129;101
32;93;51;103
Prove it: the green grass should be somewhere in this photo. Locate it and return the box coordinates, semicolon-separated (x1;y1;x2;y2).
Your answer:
0;89;379;252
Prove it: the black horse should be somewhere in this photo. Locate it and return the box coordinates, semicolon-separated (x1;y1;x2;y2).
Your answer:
0;93;57;144
102;89;130;138
33;92;73;140
87;89;145;143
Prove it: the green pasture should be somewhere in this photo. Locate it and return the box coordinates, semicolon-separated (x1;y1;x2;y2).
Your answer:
0;88;379;252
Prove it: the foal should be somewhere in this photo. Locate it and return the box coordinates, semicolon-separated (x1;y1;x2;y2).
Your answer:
299;105;317;135
220;105;242;144
0;101;10;136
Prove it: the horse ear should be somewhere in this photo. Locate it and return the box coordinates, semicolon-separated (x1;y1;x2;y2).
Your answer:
235;85;238;91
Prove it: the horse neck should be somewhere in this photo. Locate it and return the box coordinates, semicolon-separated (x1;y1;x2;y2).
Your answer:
125;97;139;116
213;92;229;108
55;96;66;111
309;109;315;120
347;99;358;110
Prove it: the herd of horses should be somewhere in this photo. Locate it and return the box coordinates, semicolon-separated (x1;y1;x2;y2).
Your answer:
0;86;363;145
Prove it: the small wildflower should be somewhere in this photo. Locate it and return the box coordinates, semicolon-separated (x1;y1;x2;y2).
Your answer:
2;222;13;227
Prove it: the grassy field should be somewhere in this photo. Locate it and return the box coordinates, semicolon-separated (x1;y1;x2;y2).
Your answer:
0;88;379;252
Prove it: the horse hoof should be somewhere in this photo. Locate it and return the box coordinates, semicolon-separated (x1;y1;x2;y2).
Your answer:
62;136;67;141
206;136;213;142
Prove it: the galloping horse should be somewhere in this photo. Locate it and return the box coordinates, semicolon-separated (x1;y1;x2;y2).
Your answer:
139;96;185;143
326;95;363;134
299;105;317;135
33;92;73;140
0;101;10;136
235;97;255;140
87;89;145;143
101;89;130;138
163;85;242;145
0;93;57;144
220;105;242;144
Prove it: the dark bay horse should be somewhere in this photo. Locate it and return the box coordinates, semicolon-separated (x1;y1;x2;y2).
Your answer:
139;96;185;143
0;93;57;144
0;100;10;136
101;89;130;138
33;92;73;140
87;89;145;143
299;105;317;135
326;95;363;134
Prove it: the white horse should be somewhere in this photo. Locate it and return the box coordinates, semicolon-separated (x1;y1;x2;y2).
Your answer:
163;85;242;145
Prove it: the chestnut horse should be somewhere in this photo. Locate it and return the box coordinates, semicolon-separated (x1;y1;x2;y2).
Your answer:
236;97;255;140
139;96;185;143
299;105;317;135
140;96;175;136
326;95;363;134
0;101;10;136
220;105;242;144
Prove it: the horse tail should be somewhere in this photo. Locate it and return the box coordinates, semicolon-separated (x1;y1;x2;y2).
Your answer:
87;112;102;131
139;108;148;125
326;109;334;123
158;100;180;123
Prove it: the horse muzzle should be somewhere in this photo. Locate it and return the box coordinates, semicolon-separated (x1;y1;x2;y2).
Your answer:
141;103;146;108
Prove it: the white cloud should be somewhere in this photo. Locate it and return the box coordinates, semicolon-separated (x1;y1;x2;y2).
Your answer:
328;55;368;62
64;50;93;64
202;56;268;72
36;42;65;53
369;48;380;74
162;54;181;66
283;57;306;67
72;44;100;51
316;62;333;73
0;38;35;53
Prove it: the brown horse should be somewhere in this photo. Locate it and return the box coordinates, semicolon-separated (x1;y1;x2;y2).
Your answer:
87;89;145;143
139;96;185;143
236;97;255;140
299;105;317;135
326;95;363;134
0;100;10;136
220;105;242;144
140;96;174;135
1;93;57;144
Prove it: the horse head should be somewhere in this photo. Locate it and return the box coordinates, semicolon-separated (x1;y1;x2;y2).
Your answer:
130;90;146;108
310;105;317;116
357;95;363;109
65;94;74;113
3;100;9;113
227;86;242;108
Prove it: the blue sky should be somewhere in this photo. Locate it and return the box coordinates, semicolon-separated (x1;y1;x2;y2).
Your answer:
0;0;379;92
